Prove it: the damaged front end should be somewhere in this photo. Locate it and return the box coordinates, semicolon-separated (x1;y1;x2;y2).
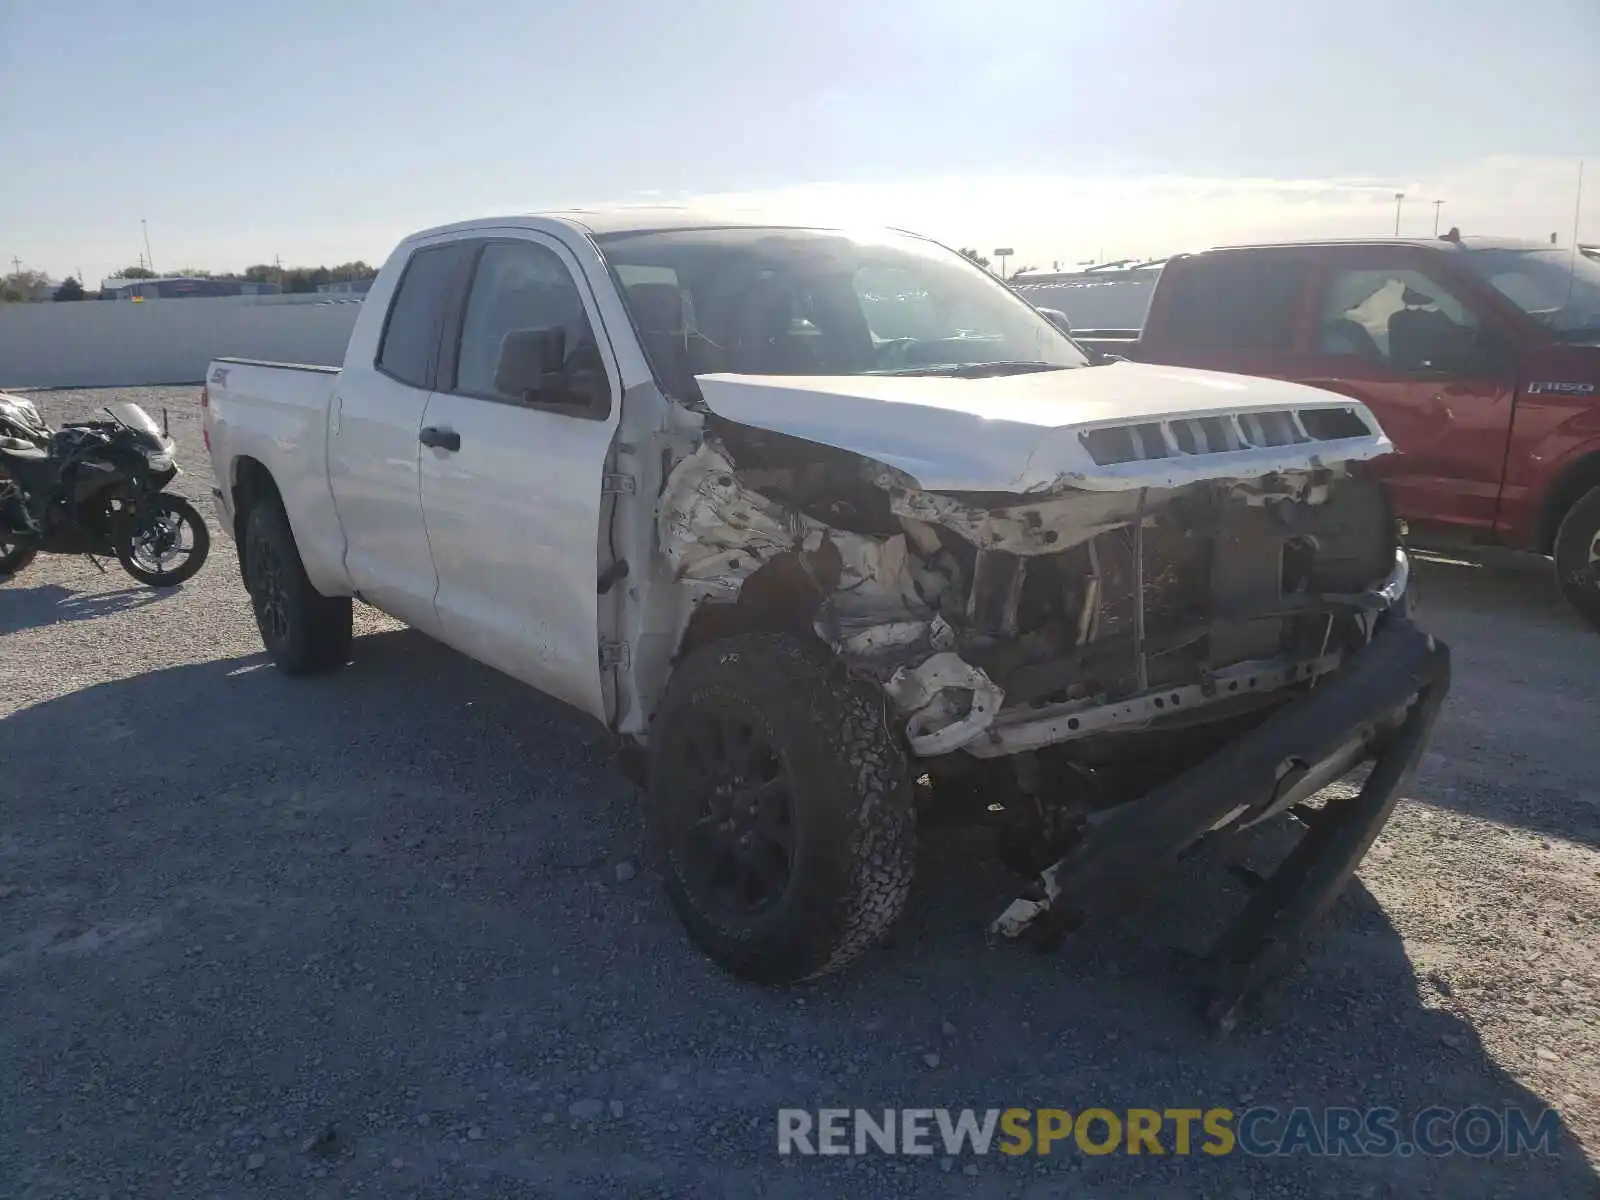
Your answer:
660;420;1411;757
656;411;1443;1026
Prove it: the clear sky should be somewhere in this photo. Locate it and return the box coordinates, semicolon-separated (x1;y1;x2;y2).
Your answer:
3;0;1596;283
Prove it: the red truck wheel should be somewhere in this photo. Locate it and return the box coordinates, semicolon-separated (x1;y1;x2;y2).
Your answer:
1554;485;1600;632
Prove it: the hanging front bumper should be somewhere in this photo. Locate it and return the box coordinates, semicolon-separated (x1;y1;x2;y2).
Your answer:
990;615;1451;1032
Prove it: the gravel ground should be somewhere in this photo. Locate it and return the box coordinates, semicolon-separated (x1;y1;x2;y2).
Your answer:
2;385;1597;1199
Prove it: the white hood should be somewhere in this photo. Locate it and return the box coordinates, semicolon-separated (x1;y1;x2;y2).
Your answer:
694;361;1393;493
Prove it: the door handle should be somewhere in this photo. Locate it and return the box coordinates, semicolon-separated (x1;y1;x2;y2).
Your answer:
419;426;461;452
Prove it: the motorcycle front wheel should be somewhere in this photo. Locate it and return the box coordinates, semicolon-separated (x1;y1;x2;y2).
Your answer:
0;534;36;580
115;494;210;587
0;465;37;580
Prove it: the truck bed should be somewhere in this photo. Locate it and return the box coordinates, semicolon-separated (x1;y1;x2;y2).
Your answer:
204;356;347;594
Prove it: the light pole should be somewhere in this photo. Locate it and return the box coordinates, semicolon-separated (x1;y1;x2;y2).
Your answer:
1393;193;1405;236
1432;200;1444;236
141;219;156;276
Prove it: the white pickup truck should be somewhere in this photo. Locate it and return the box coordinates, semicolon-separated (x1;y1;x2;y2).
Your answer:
205;209;1450;1027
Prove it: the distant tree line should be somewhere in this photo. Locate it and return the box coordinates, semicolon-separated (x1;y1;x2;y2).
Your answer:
241;261;378;293
0;270;52;302
100;260;380;294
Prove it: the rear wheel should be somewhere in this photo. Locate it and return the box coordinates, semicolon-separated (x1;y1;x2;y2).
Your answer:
115;494;210;586
1553;484;1600;632
242;500;352;674
648;633;916;983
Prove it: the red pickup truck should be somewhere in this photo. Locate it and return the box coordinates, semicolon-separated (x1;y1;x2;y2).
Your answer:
1020;236;1600;628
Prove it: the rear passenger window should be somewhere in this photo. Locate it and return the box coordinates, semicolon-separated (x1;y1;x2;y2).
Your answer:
376;244;470;388
1162;256;1311;351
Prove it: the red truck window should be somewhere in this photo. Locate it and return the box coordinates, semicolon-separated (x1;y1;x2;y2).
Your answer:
1315;268;1478;371
1162;256;1311;351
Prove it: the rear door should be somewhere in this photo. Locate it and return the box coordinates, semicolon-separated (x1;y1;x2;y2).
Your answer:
1295;248;1516;532
329;239;474;632
417;233;622;721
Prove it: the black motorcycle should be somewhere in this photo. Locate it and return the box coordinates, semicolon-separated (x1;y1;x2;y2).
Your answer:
0;396;209;586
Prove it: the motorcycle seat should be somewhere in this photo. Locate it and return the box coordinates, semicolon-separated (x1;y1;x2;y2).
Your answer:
0;436;47;459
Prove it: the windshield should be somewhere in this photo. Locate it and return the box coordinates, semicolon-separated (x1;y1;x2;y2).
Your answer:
108;402;164;439
1458;246;1600;342
594;227;1088;397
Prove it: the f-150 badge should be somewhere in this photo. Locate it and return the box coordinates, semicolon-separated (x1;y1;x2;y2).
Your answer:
1526;381;1596;396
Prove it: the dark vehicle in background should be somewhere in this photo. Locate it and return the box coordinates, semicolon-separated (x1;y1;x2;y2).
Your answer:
0;394;209;586
1017;237;1600;628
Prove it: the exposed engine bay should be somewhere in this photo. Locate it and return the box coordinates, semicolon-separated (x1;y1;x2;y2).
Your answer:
658;417;1403;772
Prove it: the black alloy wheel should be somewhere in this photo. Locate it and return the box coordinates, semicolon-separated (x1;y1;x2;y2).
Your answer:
248;527;293;648
666;709;798;920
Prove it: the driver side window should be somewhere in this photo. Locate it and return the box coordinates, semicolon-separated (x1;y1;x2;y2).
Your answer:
1318;268;1478;372
453;240;600;406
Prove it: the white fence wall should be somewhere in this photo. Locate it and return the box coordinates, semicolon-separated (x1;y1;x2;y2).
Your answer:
0;296;363;389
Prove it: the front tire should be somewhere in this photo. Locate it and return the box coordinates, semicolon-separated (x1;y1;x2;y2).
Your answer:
115;494;210;587
1554;484;1600;632
242;500;352;674
0;536;35;581
0;465;38;581
648;633;916;983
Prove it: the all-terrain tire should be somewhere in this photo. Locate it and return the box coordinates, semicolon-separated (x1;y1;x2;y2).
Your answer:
648;632;916;983
1553;484;1600;633
242;500;353;674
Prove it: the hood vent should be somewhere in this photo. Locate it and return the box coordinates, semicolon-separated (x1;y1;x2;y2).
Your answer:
1080;406;1373;467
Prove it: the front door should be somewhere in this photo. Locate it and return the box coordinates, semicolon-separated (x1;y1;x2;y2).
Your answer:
1295;250;1516;533
329;240;474;632
417;234;622;721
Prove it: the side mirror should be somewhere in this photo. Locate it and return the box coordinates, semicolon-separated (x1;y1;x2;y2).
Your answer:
494;327;567;400
493;325;610;411
1038;307;1073;335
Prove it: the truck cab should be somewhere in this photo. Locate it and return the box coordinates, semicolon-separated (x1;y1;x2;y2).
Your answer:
1057;237;1600;627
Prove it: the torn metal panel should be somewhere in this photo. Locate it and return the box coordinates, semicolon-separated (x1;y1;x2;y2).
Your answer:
992;860;1064;938
657;439;815;594
882;652;1006;756
659;439;956;615
888;485;1154;556
829;614;957;663
821;530;952;619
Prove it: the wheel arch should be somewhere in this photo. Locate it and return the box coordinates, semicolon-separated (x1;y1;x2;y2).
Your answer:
229;456;284;571
1537;449;1600;554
